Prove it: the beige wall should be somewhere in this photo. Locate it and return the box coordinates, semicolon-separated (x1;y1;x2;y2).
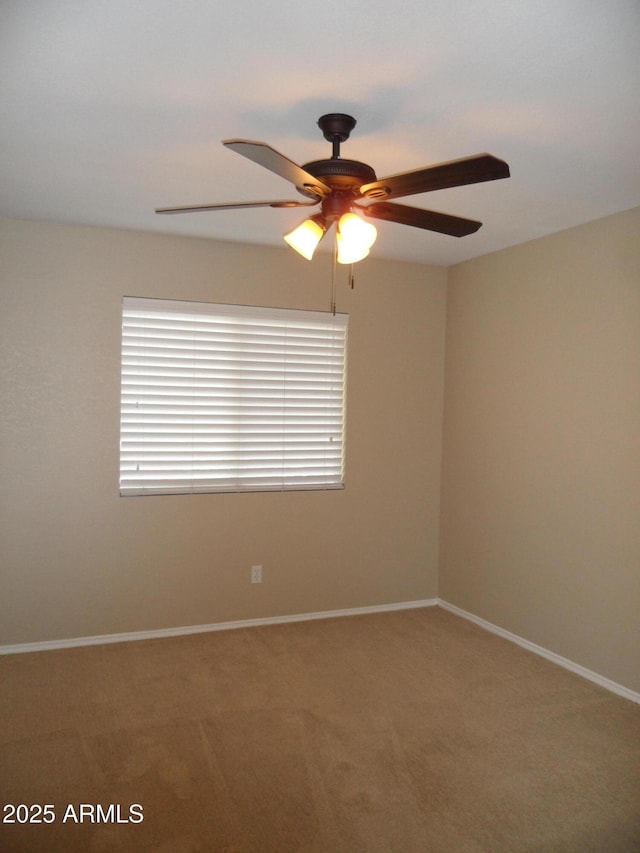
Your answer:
440;207;640;693
0;218;446;644
2;209;638;695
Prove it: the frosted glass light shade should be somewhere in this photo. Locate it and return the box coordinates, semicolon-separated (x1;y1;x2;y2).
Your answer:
336;212;377;264
284;216;326;260
336;232;370;264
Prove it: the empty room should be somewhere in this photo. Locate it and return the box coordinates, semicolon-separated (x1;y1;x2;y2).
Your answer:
1;2;639;851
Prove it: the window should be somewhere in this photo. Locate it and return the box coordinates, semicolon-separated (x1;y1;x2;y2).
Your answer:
120;297;348;495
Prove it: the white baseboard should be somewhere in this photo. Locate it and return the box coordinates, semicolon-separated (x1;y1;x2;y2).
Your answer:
4;598;637;705
0;598;438;655
438;599;640;705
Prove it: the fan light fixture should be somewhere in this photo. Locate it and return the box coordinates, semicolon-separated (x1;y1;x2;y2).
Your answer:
284;210;377;264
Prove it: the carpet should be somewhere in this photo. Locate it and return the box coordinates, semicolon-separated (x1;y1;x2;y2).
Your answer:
1;607;639;851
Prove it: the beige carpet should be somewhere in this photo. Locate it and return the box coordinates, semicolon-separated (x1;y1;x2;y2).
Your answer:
1;606;639;852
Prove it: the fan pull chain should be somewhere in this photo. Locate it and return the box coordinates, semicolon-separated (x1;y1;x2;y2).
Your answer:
330;237;337;315
349;265;355;289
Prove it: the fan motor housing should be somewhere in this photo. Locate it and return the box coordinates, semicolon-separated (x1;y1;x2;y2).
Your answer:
301;158;377;192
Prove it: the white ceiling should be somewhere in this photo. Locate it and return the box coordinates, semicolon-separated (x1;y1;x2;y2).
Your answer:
1;1;639;266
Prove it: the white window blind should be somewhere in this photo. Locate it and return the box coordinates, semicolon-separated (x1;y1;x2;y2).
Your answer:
120;297;348;495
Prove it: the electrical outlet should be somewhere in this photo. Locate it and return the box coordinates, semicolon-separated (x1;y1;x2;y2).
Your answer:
251;565;262;584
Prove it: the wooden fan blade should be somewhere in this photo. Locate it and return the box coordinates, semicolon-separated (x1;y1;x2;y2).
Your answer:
223;139;331;199
359;201;482;237
155;199;320;214
359;153;510;201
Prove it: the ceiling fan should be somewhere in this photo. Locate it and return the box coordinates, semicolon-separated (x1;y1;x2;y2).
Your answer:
156;113;510;264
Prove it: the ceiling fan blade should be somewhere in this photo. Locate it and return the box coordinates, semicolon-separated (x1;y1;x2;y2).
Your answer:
358;201;482;237
359;153;510;201
155;199;320;215
223;139;331;199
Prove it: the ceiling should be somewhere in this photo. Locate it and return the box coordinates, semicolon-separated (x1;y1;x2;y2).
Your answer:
1;1;639;267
